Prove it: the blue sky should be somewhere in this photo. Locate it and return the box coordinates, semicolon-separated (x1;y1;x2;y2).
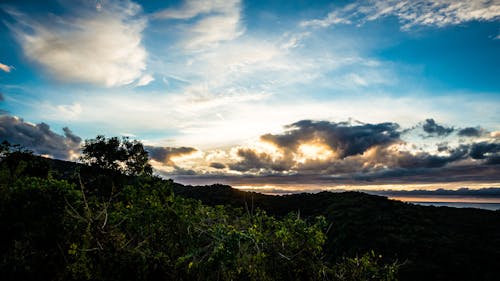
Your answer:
0;0;499;191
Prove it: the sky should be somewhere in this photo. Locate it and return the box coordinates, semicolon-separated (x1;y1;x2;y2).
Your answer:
0;0;499;193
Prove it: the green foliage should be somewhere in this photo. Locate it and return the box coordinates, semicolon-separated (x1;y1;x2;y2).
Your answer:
0;177;81;280
0;142;52;182
332;251;399;281
63;179;332;281
80;135;152;176
0;144;399;281
0;173;397;281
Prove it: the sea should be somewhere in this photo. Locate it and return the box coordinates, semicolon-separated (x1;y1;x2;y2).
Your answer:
388;196;500;211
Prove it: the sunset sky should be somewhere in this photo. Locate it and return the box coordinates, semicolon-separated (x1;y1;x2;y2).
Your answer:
0;0;499;192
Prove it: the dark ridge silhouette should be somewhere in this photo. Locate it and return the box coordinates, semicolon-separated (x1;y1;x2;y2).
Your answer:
2;153;500;281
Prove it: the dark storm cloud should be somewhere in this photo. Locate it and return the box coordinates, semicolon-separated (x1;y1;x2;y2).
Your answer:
209;162;226;169
395;146;469;169
458;127;483;137
228;119;499;176
422;118;454;136
261;120;400;158
0;115;81;159
468;142;500;164
146;146;197;166
160;118;500;188
63;127;82;144
228;148;291;172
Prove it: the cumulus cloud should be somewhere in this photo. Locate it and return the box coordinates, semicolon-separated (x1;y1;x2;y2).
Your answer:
0;62;12;73
229;148;291;173
393;147;468;169
302;0;500;30
153;0;243;49
468;141;500;164
226;120;402;175
422;118;454;136
6;0;147;87
212;119;500;184
458;127;484;137
261;120;401;158
0;115;81;160
146;146;197;166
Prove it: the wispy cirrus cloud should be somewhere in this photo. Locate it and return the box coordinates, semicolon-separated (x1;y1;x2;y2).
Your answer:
302;0;500;30
153;0;243;50
5;0;148;87
0;62;12;73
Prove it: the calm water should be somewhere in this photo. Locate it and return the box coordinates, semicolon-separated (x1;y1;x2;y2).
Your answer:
409;202;500;210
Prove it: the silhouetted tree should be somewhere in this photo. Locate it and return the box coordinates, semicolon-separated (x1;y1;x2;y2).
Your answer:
80;135;152;176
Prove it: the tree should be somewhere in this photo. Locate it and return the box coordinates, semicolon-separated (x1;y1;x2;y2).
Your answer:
80;135;152;176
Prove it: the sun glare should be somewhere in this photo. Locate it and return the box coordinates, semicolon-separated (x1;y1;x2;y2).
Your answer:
295;142;334;163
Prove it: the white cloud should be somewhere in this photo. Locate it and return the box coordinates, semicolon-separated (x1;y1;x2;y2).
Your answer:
56;102;83;120
154;0;243;50
279;32;311;50
153;0;238;20
0;62;12;73
302;0;500;30
136;74;154;86
7;0;147;87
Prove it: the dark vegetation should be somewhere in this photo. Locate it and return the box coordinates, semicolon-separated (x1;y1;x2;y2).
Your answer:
1;137;499;280
0;139;396;281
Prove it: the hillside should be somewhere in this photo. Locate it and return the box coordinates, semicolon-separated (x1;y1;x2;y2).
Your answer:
2;153;500;280
175;184;500;281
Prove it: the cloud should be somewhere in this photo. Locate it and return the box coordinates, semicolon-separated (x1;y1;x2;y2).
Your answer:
279;32;311;50
261;120;401;159
146;146;197;166
302;0;500;30
136;74;154;87
0;93;7;115
226;120;403;176
56;103;83;120
187;118;500;187
229;148;291;173
209;162;226;169
6;0;147;87
153;0;235;19
153;0;243;49
458;127;484;137
394;147;468;169
468;141;500;164
0;115;81;160
0;63;12;73
422;118;454;136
